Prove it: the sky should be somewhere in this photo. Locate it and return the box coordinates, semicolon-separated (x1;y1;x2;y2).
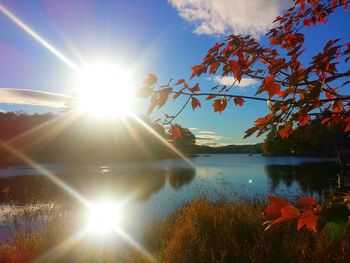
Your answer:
0;0;349;146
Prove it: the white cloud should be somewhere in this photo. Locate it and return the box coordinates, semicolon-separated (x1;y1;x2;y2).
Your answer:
213;76;259;88
169;0;286;37
0;88;72;108
193;129;228;146
198;130;215;134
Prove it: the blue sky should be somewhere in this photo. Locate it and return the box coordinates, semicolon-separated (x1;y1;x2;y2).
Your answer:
0;0;349;145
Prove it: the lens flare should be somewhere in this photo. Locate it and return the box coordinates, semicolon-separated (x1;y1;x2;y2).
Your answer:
86;201;122;234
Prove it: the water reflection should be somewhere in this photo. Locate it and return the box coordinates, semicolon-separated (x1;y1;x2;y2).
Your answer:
168;168;195;190
265;162;339;195
0;166;196;205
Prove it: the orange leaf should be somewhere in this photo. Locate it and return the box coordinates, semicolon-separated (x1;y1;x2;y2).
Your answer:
189;83;201;93
191;97;201;110
144;73;158;86
209;62;219;74
156;88;172;108
212;98;227;113
206;94;217;100
191;64;206;79
175;79;185;85
135;85;153;98
278;123;293;138
234;97;245;106
173;89;183;99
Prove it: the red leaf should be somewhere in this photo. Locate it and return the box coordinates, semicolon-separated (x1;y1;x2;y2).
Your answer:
321;117;331;125
297;209;318;232
304;18;311;27
208;43;223;53
189;83;201;93
278;123;293;138
191;64;206;79
257;76;281;98
296;197;317;208
264;195;293;219
206;94;217;100
297;115;310;126
209;62;219;74
212;98;227;113
144;73;158;86
234;97;245;106
270;37;280;45
345;117;350;132
191;97;201;110
266;205;299;230
171;125;182;141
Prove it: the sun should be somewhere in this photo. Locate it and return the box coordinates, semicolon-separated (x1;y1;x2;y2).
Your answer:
75;63;135;117
86;201;122;234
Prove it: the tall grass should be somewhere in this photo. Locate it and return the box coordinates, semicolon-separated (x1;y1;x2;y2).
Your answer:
143;198;350;263
0;198;349;262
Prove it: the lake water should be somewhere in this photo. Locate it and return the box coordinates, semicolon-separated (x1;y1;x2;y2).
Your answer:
0;154;339;242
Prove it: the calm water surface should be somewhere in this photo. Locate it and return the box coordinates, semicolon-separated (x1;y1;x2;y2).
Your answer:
0;154;339;241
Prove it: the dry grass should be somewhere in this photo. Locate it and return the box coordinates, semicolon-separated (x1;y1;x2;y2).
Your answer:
143;198;350;263
0;198;350;262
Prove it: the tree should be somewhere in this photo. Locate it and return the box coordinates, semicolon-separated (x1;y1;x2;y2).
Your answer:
138;0;350;141
170;124;196;156
263;118;350;156
136;0;350;233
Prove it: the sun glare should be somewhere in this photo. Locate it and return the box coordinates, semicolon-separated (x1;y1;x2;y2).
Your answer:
87;201;122;234
76;63;135;117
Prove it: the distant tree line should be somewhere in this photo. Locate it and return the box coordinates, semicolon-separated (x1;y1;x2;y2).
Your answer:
263;119;350;157
0;112;197;166
195;144;263;154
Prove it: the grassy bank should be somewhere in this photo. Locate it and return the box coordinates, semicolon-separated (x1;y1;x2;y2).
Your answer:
1;198;350;262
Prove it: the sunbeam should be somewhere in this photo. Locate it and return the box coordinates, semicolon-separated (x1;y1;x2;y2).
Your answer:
33;229;87;263
0;139;90;207
130;113;195;168
115;227;157;263
0;3;79;71
7;110;79;146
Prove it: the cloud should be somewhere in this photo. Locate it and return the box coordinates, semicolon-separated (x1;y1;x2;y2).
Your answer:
198;130;216;134
169;0;286;36
0;88;72;108
192;129;229;146
213;76;259;88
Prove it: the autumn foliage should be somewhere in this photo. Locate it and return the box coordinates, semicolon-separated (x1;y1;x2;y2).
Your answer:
135;0;350;234
138;0;350;141
264;195;319;232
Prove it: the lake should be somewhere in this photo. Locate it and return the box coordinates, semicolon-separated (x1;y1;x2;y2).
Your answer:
0;154;339;242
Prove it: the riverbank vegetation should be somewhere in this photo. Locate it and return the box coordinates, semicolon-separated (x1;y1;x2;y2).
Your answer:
1;197;350;263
